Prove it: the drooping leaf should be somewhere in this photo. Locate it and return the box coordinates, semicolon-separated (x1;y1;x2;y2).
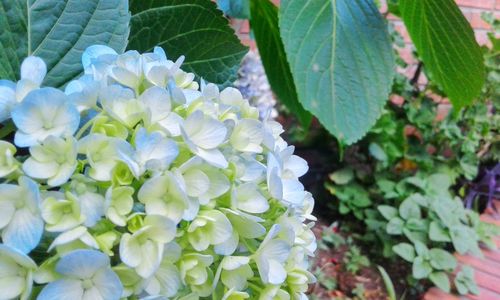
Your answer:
399;0;485;110
392;242;415;262
250;0;312;126
429;272;451;293
399;198;420;220
412;256;432;279
128;0;248;87
386;217;404;235
217;0;250;19
378;205;398;221
429;221;451;242
279;0;395;144
329;168;354;185
0;0;130;87
429;248;457;270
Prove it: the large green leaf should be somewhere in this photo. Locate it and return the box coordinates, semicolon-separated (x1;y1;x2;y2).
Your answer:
250;0;312;126
128;0;248;87
399;0;485;110
0;0;130;87
279;0;395;144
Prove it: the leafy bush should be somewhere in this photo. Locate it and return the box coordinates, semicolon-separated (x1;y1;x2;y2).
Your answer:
325;19;499;294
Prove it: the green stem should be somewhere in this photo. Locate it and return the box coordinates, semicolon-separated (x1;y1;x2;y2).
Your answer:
75;117;96;140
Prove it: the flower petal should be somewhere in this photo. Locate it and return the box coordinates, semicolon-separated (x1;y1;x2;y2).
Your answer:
37;279;84;300
56;249;109;278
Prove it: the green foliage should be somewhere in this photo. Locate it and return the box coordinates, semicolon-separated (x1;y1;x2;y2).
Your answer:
344;246;370;274
399;0;485;110
326;34;499;293
0;0;130;87
279;0;395;144
128;0;247;87
454;266;479;295
249;0;311;126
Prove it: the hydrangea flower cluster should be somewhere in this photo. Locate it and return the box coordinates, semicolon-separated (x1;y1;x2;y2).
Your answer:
0;45;316;300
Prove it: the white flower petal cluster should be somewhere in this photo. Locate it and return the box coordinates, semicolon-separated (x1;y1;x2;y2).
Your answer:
0;46;316;299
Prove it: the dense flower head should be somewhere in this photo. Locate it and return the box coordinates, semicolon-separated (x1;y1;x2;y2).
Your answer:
0;46;316;299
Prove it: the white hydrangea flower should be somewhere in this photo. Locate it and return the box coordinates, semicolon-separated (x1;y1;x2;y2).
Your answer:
23;135;77;186
142;242;182;297
215;256;253;291
231;182;269;214
41;191;85;232
181;110;228;168
11;88;80;147
179;253;214;297
0;141;18;177
138;172;188;223
65;75;100;112
77;133;133;181
0;176;43;253
104;186;134;226
0;56;46;123
37;249;123;300
187;210;233;251
140;86;184;136
119;127;179;177
120;215;177;278
47;226;99;254
1;47;316;299
0;244;37;300
230;119;264;153
100;85;145;128
253;225;292;285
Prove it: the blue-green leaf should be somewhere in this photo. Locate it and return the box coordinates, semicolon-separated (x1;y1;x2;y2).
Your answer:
0;0;130;87
279;0;395;144
250;0;312;126
399;0;485;110
128;0;248;87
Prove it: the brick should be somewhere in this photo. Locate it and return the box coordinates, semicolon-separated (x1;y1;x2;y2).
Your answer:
394;22;412;44
480;214;500;226
475;30;492;46
467;288;500;300
456;0;495;9
239;20;250;34
497;0;500;10
483;249;500;263
398;47;417;65
456;254;500;276
423;288;460;300
469;11;492;29
473;269;500;293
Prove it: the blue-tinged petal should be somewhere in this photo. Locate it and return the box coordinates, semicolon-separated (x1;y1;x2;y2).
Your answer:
11;99;44;134
0;276;25;300
195;148;228;169
2;208;43;254
13;131;39;148
0;85;16;122
82;45;117;70
119;234;142;268
93;268;123;300
37;279;84;300
56;249;109;278
23;158;59;179
20;56;46;85
0;244;37;269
